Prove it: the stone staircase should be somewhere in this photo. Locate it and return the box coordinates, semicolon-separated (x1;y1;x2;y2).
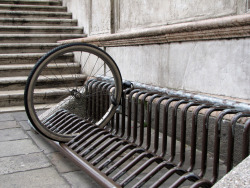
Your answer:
0;0;86;112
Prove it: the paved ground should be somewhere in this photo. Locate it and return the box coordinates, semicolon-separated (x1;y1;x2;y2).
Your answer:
0;111;235;187
0;111;101;188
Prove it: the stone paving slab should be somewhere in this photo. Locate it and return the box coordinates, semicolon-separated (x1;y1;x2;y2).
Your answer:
0;113;14;121
0;167;70;188
0;120;19;129
62;171;101;188
0;152;51;175
11;111;28;121
18;120;31;131
27;130;58;154
0;139;40;158
47;152;80;173
0;112;102;188
0;128;28;142
213;155;250;188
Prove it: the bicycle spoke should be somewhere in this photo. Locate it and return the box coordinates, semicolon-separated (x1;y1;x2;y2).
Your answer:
25;43;122;142
89;56;99;77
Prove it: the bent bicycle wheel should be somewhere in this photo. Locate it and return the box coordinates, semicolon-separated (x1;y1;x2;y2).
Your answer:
24;43;122;142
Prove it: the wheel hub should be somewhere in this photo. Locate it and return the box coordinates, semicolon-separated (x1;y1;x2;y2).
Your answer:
70;89;81;99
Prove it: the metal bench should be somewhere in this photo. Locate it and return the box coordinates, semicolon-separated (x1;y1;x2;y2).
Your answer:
40;79;250;188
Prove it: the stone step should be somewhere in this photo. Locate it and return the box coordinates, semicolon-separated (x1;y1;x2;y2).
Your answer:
0;0;62;6
0;10;72;19
0;18;78;26
0;43;59;54
0;53;74;65
0;74;86;91
0;34;85;43
0;105;25;113
0;88;72;107
0;63;81;77
0;4;66;12
0;26;83;34
0;103;57;113
0;0;87;111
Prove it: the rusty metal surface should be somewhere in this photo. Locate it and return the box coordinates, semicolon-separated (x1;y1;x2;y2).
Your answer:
43;80;250;188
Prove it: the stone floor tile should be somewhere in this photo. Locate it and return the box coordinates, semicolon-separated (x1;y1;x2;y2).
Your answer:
0;128;28;142
0;167;70;188
213;156;250;188
11;111;28;121
0;113;14;122
0;152;51;175
47;152;80;173
0;139;40;158
0;121;20;130
27;130;58;154
62;171;101;188
18;120;31;131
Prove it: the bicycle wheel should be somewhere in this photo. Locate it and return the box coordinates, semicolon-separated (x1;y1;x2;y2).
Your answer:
24;43;122;142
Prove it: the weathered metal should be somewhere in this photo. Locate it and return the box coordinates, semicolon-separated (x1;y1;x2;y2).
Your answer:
43;80;250;187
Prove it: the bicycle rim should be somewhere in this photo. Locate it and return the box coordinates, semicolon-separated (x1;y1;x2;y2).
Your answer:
24;43;122;142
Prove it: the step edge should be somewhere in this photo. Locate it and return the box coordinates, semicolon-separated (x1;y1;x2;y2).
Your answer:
0;10;71;15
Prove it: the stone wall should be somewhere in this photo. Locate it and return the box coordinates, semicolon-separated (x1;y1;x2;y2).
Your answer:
106;39;250;100
116;0;239;31
62;0;250;100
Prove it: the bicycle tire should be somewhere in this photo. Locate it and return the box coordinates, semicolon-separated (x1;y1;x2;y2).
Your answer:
24;43;122;142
